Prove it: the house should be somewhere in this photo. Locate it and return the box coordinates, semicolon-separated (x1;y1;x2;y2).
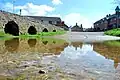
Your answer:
27;16;69;30
71;23;83;32
27;16;61;25
94;6;120;31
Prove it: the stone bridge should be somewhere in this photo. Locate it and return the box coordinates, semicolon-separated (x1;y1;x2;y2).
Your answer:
0;11;64;35
4;20;63;36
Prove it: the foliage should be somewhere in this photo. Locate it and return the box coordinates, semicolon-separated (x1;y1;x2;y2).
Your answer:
104;28;120;36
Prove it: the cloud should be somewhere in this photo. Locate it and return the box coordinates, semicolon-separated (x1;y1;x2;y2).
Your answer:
1;2;55;16
52;0;63;5
47;14;61;17
1;2;93;28
2;2;13;12
15;3;55;16
62;13;93;28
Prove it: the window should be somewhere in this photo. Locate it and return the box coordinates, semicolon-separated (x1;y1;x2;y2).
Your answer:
57;21;60;24
49;21;52;24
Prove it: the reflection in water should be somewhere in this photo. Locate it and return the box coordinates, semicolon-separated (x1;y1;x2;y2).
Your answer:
3;38;120;69
93;41;120;69
53;41;56;44
59;44;93;60
3;38;68;54
57;43;115;75
5;38;19;52
28;39;37;47
71;42;82;48
57;41;120;70
2;38;120;79
42;41;48;45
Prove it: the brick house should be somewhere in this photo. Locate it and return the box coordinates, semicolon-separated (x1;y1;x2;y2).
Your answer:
94;6;120;31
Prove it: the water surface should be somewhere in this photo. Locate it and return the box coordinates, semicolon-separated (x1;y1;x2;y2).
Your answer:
0;38;120;80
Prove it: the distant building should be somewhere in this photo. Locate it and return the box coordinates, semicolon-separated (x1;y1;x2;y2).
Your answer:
55;21;69;30
85;28;94;32
71;23;83;32
94;6;120;31
27;16;69;30
27;16;61;25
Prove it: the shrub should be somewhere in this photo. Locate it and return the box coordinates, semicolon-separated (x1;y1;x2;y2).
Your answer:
104;28;120;36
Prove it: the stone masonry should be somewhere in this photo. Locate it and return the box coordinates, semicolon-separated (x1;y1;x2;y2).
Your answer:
0;10;64;34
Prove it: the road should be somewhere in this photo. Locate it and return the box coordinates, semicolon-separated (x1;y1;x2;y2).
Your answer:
54;32;120;42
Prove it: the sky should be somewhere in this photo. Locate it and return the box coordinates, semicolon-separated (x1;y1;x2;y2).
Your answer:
0;0;118;28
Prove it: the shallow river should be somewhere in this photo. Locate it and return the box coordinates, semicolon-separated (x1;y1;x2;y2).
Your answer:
0;38;120;80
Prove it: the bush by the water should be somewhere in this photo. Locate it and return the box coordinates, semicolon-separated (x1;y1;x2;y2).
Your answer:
104;28;120;36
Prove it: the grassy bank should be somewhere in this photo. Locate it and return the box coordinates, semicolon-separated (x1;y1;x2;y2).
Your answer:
104;28;120;36
0;32;13;40
0;31;66;39
19;31;66;38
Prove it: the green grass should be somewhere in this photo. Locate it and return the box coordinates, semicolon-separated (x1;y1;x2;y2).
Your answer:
104;40;120;47
38;31;66;36
0;31;12;37
19;31;66;38
104;28;120;36
0;31;66;40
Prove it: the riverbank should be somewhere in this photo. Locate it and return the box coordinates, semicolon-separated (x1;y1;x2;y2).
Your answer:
0;31;66;39
104;28;120;36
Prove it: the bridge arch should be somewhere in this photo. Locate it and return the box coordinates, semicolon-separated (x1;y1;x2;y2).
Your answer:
53;30;56;32
28;26;37;35
4;21;19;36
42;28;48;32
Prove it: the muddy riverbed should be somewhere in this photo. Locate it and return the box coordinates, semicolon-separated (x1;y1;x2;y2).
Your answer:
0;37;120;80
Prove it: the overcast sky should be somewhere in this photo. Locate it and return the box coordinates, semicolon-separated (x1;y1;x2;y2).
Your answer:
0;0;118;28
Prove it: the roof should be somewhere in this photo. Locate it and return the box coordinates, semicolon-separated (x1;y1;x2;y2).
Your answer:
72;24;81;29
115;6;120;11
27;16;61;21
94;6;120;24
108;14;116;19
94;14;117;24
